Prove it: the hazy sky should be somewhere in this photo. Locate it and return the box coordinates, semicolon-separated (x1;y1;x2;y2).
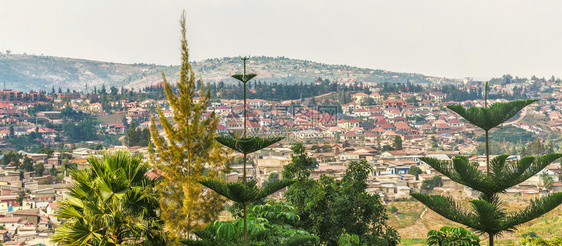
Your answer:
2;0;561;79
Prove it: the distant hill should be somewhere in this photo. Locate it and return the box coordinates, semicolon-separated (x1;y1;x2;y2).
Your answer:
0;53;438;92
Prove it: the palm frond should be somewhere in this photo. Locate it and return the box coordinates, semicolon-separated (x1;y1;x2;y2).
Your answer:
55;197;86;219
53;151;162;245
215;136;284;155
50;220;104;245
446;99;537;131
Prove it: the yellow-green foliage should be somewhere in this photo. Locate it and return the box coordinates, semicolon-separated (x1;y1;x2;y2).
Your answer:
149;12;228;244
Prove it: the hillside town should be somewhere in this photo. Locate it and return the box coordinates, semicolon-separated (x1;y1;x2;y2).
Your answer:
0;76;561;244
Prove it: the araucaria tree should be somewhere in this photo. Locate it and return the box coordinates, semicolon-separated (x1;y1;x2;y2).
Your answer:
149;12;227;242
194;58;295;246
411;82;562;246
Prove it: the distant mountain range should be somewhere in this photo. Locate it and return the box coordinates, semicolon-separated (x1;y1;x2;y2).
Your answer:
0;53;441;92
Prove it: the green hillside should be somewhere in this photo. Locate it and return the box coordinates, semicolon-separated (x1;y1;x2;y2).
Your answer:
0;53;439;92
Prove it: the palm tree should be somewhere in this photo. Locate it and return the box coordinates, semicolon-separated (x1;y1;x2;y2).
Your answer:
52;151;166;245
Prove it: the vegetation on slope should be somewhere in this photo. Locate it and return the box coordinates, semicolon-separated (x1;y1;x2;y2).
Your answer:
0;52;435;92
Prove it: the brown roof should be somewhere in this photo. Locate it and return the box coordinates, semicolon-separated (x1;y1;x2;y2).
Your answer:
0;217;20;223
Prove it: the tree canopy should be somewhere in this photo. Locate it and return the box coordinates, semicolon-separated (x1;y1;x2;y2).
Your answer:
284;145;399;246
52;151;165;245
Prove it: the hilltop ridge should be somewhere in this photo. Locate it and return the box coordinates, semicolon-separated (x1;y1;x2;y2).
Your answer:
0;53;440;92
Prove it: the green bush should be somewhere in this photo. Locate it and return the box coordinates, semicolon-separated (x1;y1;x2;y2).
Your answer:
427;226;480;246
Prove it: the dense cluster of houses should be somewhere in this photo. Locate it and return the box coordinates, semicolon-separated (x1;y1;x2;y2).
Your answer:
1;77;562;244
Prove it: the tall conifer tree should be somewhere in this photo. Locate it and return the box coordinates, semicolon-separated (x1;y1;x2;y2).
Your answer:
196;58;294;245
149;11;227;243
411;83;562;246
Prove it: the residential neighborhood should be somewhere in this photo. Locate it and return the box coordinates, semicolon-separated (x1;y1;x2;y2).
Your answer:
1;74;562;244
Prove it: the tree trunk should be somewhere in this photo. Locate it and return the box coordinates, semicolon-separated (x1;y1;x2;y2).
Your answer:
243;202;247;245
243;153;247;245
485;130;490;175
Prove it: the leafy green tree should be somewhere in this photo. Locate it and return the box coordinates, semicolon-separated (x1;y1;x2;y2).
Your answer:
527;139;546;156
476;140;503;155
21;156;34;172
309;97;317;106
16;190;26;204
411;83;562;246
422;176;442;192
181;201;318;246
58;152;73;161
35;163;45;176
284;154;399;246
52;151;165;245
427;226;480;246
382;145;395;152
338;233;362;246
50;167;58;176
125;122;150;147
62;117;98;142
283;143;317;181
122;116;129;128
521;146;528;157
361;97;375;106
408;166;422;180
1;150;22;166
430;136;439;148
148;12;229;243
263;172;279;187
393;136;402;150
36;146;54;158
541;172;554;190
321;144;333;153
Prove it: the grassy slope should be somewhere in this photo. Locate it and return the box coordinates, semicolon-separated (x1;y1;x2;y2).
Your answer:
390;200;562;246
